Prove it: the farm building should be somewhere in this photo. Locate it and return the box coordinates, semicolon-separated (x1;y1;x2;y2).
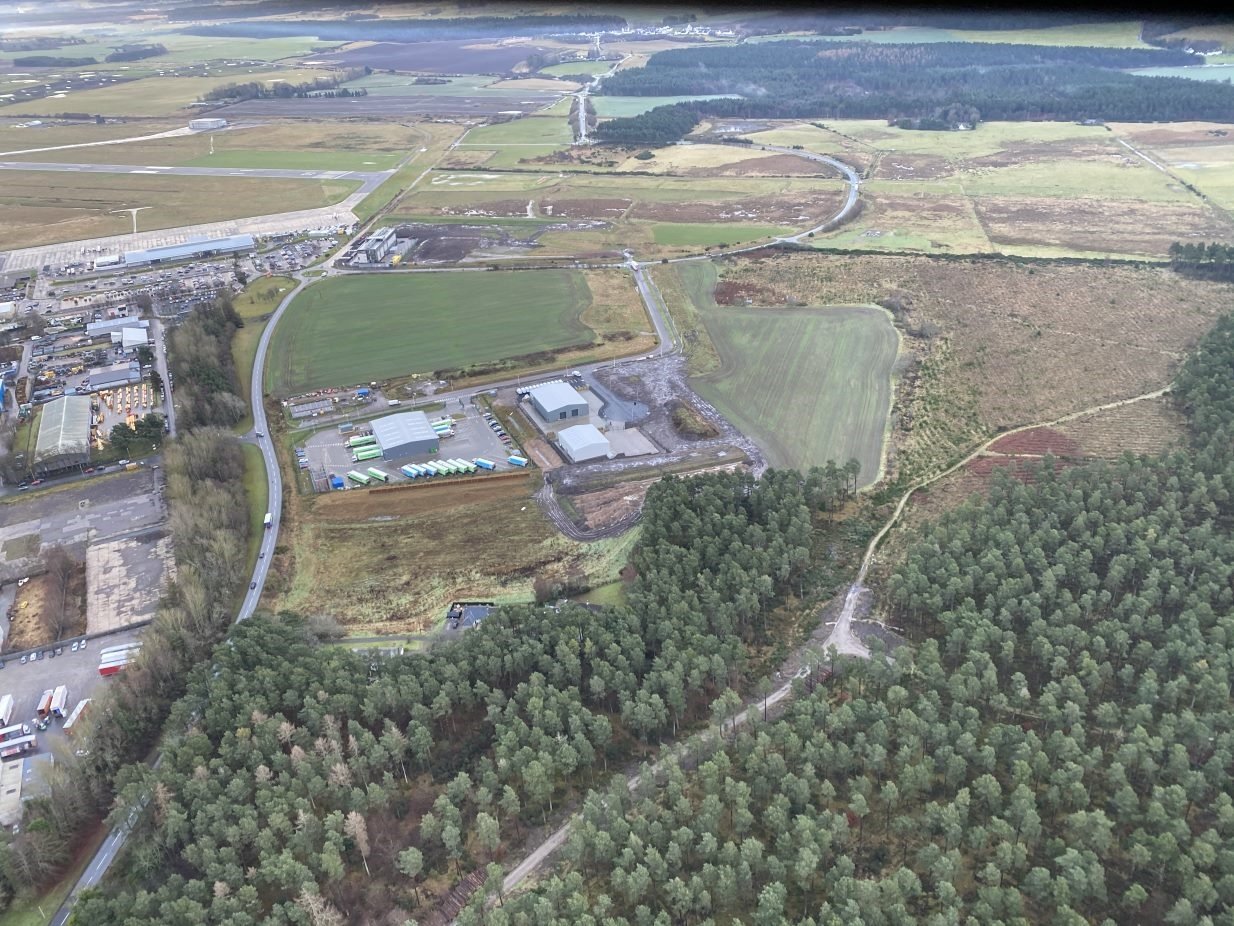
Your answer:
88;361;140;390
557;423;610;463
33;395;91;472
123;234;255;267
188;118;228;131
529;381;587;421
371;410;440;458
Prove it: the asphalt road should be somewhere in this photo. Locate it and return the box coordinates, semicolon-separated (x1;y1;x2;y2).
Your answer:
0;160;389;185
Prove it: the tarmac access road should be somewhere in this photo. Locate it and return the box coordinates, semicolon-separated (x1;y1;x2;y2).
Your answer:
0;160;390;186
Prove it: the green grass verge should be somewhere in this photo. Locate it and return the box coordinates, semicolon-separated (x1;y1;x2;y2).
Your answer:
650;221;795;247
267;270;596;396
184;150;401;171
540;60;613;76
231;276;296;432
461;116;574;147
592;95;740;118
241;441;268;572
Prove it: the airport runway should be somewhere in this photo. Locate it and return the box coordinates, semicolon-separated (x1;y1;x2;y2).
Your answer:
0;160;389;183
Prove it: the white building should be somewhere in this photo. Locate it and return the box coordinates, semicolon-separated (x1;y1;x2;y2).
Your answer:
557;423;610;463
189;118;228;131
529;381;588;422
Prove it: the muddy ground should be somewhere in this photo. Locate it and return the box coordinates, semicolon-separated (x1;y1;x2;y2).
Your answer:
395;220;610;263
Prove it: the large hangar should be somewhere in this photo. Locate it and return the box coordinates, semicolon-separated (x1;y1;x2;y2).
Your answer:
557;423;610;463
34;395;92;473
529;381;587;422
371;411;439;458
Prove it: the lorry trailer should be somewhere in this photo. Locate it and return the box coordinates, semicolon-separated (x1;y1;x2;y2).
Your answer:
473;458;496;471
507;456;528;467
50;685;69;718
366;468;390;482
99;642;142;659
263;512;273;529
347;470;371;485
399;465;419;479
36;689;54;718
0;724;25;742
0;694;13;727
63;699;92;735
0;735;35;760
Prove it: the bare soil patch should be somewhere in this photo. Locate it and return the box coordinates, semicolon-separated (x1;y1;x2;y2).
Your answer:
972;196;1234;256
1107;122;1234;147
988;427;1081;456
714;279;789;306
631;190;841;224
697;154;829;177
540;197;631;218
568;480;655;530
1054;395;1189;459
872;153;956;180
313;472;533;521
6;565;86;651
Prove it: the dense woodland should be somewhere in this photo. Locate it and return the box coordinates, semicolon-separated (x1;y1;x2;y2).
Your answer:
166;296;247;430
444;314;1234;923
63;469;872;923
594;41;1233;144
200;69;367;102
1169;241;1234;282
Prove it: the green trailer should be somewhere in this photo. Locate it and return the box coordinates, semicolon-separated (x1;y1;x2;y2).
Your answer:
353;447;383;462
347;470;371;485
367;467;390;482
347;434;377;448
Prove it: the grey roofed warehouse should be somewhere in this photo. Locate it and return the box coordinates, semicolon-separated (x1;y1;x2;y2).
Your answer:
529;381;588;421
370;411;440;458
123;234;254;267
557;423;610;463
34;395;92;473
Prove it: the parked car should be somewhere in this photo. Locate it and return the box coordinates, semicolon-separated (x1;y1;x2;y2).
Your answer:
250;581;257;590
20;656;27;665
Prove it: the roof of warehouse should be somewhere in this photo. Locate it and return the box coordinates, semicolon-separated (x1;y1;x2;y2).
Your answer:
371;411;438;449
529;380;584;411
558;423;609;458
124;234;254;264
34;395;92;462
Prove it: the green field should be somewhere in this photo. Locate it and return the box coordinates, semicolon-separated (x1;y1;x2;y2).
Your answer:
541;60;614;76
745;21;1148;47
592;94;741;118
0;171;357;249
183;149;401;170
677;263;899;483
268;271;596;395
3;68;332;117
650;222;794;246
460;115;574;147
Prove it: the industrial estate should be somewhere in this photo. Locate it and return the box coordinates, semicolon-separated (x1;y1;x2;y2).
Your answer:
1;3;1234;925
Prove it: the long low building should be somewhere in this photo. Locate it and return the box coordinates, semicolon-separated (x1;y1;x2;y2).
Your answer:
85;316;144;338
371;410;440;458
88;361;140;390
123;234;255;267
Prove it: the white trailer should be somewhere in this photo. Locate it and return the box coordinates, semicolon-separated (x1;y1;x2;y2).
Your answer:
0;694;13;727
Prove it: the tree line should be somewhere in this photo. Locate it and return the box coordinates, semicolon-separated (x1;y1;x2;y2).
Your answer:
592;40;1233;145
166;294;250;430
104;44;167;62
200;69;366;102
1169;240;1234;282
63;466;866;923
459;309;1234;923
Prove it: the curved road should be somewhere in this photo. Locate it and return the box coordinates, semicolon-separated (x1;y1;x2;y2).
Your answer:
50;137;863;925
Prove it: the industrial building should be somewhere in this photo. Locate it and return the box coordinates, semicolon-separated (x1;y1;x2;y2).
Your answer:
189;117;228;131
529;381;588;422
86;317;144;338
87;361;141;390
371;410;440;458
557;423;610;463
123;234;255;267
33;395;92;472
111;327;150;350
358;227;397;264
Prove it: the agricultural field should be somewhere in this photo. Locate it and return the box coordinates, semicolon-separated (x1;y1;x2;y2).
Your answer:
266;473;635;633
23;30;343;65
540;60;614;76
459;115;574;147
745;20;1149;47
668;262;898;482
0;170;357;249
327;39;559;74
267;269;643;396
2;67;335;117
0;118;185;154
712;252;1234;484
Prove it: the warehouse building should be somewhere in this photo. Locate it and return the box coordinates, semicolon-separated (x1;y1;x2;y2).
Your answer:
33;395;92;473
87;361;141;390
189;117;228;131
111;327;150;350
371;410;440;458
359;227;397;264
557;423;610;463
529;381;588;422
86;316;142;338
123;234;255;267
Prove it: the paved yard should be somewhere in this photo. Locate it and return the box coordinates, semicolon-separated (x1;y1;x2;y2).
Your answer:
85;532;175;634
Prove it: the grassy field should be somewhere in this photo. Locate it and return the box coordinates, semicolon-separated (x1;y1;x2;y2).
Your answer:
0;171;358;250
269;474;636;632
650;222;794;246
4;68;334;118
671;262;898;483
183;150;401;170
268;270;597;395
541;60;614;76
746;21;1148;47
1106;121;1234;211
460;115;574;147
233;276;297;431
47;31;341;65
592;95;740;118
240;441;268;571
